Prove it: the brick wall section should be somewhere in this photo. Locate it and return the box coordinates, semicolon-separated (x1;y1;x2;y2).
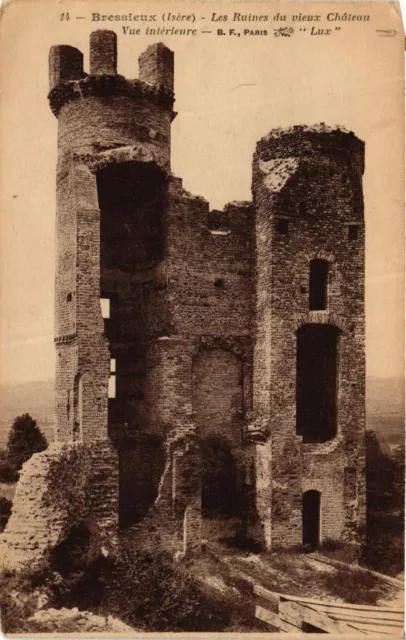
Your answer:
0;441;118;570
165;178;253;338
90;30;117;75
49;45;85;91
138;43;174;93
86;440;119;547
252;125;366;547
54;150;78;441
145;337;194;436
192;349;243;447
57;96;172;172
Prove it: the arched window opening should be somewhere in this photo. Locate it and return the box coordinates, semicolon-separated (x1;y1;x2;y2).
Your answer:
309;259;328;311
97;162;165;271
302;490;321;547
296;324;339;443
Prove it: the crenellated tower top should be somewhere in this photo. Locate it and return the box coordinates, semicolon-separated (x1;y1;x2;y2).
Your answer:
48;30;175;119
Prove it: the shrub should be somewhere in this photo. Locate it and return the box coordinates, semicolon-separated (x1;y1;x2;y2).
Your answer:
0;563;54;634
362;496;404;577
101;547;234;632
320;537;344;552
0;497;12;532
0;451;18;484
220;532;262;554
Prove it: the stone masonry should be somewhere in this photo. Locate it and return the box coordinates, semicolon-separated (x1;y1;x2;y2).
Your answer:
0;32;366;566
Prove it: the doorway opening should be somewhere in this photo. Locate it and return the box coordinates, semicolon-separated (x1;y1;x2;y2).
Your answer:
201;438;239;519
302;490;321;547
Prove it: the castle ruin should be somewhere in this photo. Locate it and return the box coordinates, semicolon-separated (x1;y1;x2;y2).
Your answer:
0;30;366;568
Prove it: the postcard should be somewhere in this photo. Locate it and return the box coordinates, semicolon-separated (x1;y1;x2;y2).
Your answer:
0;0;404;636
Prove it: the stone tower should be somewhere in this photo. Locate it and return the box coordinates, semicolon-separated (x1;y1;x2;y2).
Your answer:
49;31;174;445
251;126;366;547
48;31;181;533
0;34;366;570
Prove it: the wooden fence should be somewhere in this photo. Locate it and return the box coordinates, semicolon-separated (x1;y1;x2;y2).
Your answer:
254;584;404;635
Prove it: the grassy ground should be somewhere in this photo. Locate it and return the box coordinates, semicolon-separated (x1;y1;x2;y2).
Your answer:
212;545;395;606
198;518;401;609
1;528;402;635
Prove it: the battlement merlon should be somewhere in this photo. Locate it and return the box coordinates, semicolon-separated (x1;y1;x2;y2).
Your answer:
138;43;174;93
49;45;85;91
255;124;365;176
90;29;117;75
48;31;175;117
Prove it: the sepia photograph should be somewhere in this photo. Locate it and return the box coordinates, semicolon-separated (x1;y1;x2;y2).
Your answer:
0;0;404;635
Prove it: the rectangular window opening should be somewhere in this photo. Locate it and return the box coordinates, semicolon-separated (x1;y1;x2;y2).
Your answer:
108;375;116;399
309;259;329;311
348;225;359;242
100;298;110;319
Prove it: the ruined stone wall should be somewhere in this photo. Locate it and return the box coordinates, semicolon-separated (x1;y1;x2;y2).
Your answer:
0;441;118;571
137;177;253;439
165;177;253;338
252;126;366;547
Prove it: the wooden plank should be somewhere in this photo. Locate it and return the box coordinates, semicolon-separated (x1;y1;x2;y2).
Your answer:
290;601;368;635
346;622;399;636
280;600;305;629
253;584;280;609
311;605;403;622
273;590;402;613
256;594;280;614
328;613;403;627
328;611;404;625
255;605;300;632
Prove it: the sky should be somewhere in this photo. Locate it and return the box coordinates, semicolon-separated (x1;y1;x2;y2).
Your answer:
0;0;404;384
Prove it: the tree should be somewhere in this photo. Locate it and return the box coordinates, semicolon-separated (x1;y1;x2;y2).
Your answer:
7;414;47;471
0;449;18;483
365;429;395;495
0;497;12;532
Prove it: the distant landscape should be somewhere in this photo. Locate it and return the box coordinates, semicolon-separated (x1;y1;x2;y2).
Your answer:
0;379;55;449
0;376;403;450
366;376;404;449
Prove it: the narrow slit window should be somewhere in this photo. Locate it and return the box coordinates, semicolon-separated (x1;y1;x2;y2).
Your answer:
108;358;116;398
348;225;358;242
309;259;328;311
299;201;307;216
276;218;289;235
100;298;110;319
